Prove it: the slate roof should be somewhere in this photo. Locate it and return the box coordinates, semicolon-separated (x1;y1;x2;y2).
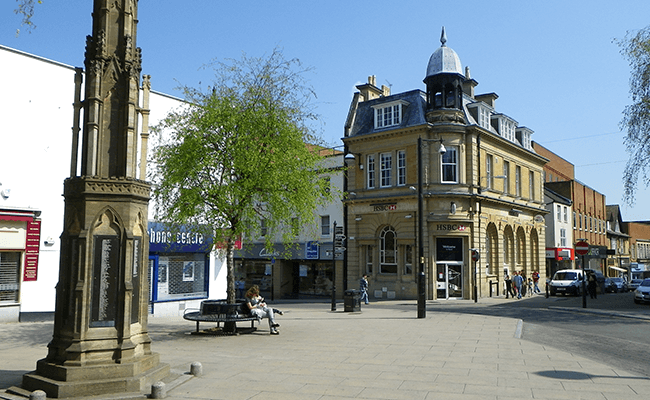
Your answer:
348;89;428;138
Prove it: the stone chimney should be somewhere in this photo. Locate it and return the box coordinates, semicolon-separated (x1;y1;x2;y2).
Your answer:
462;66;478;98
356;75;383;101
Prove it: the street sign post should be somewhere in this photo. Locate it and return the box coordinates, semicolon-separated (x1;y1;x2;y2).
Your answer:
575;241;589;256
575;240;589;308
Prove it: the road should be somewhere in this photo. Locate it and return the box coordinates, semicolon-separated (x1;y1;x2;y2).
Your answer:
427;291;650;378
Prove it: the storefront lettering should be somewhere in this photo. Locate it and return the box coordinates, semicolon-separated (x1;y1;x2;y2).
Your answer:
436;224;466;231
373;204;397;212
259;248;280;257
148;229;204;245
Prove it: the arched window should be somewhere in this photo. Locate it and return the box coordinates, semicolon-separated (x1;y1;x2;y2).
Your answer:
380;226;397;274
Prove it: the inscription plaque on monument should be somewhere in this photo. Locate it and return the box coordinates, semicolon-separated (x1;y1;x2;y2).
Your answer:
91;235;120;327
131;237;141;323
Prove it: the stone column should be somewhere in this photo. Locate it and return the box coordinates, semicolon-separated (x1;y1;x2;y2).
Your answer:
22;1;169;397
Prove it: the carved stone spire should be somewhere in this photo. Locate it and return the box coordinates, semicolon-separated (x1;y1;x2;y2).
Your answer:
22;2;168;397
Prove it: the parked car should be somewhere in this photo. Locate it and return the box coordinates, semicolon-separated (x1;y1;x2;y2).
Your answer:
604;278;618;293
549;269;584;296
628;279;643;292
633;278;650;304
610;277;628;293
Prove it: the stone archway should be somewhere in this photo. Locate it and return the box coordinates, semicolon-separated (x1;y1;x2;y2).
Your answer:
486;222;499;277
503;225;514;276
516;226;527;274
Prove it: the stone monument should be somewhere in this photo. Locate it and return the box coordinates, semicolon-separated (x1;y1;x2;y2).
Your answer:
22;1;169;397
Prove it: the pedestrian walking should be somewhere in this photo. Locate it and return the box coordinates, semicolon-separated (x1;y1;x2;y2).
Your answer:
532;270;541;294
236;277;246;299
587;272;598;299
513;272;524;299
359;274;369;305
505;274;515;298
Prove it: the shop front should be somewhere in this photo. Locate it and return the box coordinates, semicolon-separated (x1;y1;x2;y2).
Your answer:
147;221;213;316
235;241;339;300
0;208;41;322
435;237;465;299
545;247;575;278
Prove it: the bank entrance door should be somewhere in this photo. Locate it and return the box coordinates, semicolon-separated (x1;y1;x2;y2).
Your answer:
436;237;464;299
436;263;463;299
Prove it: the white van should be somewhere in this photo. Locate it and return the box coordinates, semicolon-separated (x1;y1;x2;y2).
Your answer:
549;269;584;296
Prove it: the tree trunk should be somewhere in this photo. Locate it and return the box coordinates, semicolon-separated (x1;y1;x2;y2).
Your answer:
223;239;237;333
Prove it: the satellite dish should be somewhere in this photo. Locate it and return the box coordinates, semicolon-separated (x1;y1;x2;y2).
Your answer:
534;215;544;223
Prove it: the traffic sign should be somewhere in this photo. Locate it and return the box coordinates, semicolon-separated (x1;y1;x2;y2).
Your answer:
471;249;480;262
575;241;589;256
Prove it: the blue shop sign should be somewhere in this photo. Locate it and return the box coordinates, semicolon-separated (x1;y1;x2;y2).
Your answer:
306;241;319;259
148;221;213;253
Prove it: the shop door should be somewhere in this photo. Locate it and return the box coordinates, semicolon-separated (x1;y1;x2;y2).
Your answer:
436;263;463;299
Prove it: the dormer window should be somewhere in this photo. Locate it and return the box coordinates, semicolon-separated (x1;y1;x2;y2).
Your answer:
372;100;409;129
467;102;493;130
491;114;517;142
516;127;533;150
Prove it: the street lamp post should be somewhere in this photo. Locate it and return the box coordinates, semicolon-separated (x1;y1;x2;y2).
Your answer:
416;137;446;319
417;137;426;319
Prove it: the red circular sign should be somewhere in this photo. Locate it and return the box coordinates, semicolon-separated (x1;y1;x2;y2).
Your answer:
575;241;589;256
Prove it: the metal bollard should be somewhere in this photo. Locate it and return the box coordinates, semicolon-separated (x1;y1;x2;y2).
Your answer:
29;390;46;400
190;361;203;377
151;381;166;399
489;280;493;297
545;282;549;298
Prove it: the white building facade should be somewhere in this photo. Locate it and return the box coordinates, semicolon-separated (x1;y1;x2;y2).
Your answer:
0;45;227;322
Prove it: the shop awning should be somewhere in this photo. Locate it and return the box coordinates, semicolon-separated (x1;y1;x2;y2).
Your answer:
608;266;627;272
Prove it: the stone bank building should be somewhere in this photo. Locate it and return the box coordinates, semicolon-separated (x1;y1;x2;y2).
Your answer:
343;29;547;300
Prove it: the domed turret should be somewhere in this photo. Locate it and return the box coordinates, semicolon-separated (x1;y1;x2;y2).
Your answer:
424;27;466;123
425;27;464;78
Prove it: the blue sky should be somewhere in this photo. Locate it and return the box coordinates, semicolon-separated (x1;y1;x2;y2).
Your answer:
2;0;650;220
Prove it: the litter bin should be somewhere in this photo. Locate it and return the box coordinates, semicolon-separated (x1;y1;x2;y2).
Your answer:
344;289;360;312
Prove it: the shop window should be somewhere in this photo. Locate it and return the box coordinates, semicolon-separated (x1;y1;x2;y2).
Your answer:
380;226;397;274
0;252;20;303
155;254;208;301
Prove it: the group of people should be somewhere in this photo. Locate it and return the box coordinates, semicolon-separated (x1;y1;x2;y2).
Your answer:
505;270;541;299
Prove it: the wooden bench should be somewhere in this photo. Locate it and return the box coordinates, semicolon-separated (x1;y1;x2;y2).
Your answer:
183;300;258;334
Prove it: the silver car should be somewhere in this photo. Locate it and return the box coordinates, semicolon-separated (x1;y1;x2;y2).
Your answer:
628;279;643;292
633;279;650;304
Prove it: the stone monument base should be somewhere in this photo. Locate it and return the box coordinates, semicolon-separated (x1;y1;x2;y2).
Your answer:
22;353;169;399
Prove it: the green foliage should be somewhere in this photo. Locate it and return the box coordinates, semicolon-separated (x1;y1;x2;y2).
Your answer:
617;26;650;205
14;0;42;35
150;48;334;301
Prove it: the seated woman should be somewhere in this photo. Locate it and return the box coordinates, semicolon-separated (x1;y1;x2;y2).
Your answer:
245;285;280;335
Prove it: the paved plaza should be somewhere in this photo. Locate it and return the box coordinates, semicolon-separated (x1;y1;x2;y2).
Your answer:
1;297;649;399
